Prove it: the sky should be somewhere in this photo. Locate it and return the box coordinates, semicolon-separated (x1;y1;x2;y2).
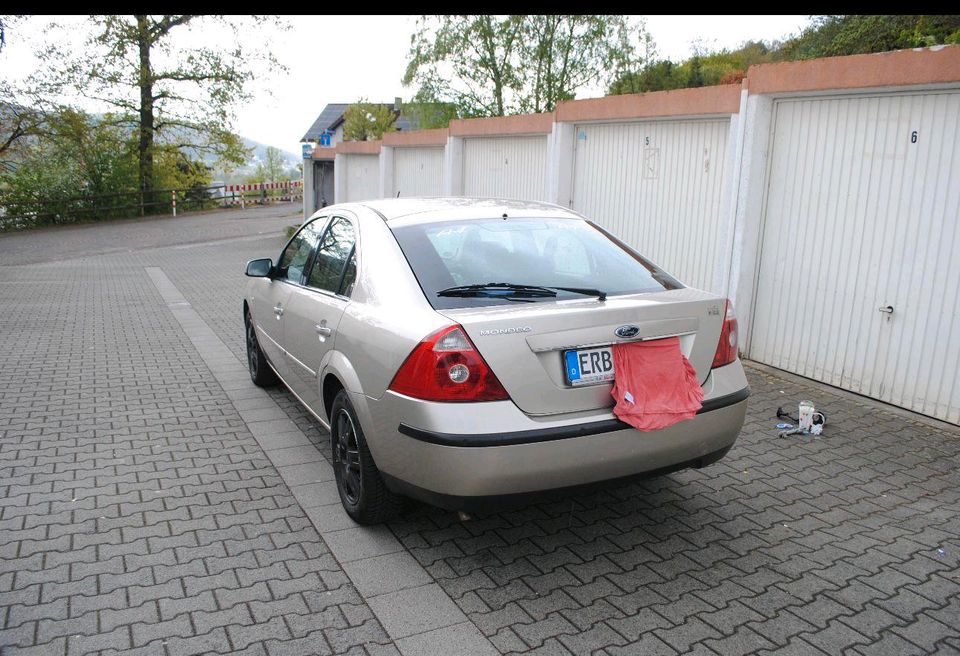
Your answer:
1;15;811;155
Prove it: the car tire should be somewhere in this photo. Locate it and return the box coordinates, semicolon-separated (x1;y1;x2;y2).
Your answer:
330;390;403;524
245;310;278;387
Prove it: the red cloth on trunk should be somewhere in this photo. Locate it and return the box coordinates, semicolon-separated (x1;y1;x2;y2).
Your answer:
610;337;704;431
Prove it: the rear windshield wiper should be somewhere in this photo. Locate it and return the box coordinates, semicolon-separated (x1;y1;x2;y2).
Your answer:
437;282;606;301
437;283;556;298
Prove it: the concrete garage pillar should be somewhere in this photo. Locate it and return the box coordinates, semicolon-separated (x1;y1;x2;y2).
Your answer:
379;146;395;199
546;121;576;207
726;91;775;345
443;136;464;196
302;160;316;221
333;153;347;204
713;89;749;298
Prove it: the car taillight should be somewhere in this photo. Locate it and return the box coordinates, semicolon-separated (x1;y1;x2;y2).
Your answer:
389;325;510;402
712;299;739;368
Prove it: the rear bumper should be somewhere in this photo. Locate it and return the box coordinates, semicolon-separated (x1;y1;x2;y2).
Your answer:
383;442;735;512
397;387;749;447
358;361;749;507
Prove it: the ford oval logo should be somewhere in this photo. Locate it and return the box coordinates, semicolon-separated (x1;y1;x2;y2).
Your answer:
615;325;640;338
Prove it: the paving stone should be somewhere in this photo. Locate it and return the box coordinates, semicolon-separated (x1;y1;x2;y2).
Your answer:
324;526;404;563
342;551;432;598
277;461;337;486
3;213;959;656
395;621;499;656
290;481;341;509
304;504;361;533
263;444;326;467
368;584;467;639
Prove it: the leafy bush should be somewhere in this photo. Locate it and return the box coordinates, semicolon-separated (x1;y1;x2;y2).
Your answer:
608;16;960;95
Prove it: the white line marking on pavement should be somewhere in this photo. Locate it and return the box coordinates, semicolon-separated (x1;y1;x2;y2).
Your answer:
144;266;497;656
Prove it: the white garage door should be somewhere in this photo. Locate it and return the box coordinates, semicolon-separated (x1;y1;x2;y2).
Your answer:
463;135;547;201
343;154;380;202
749;91;960;424
572;118;732;292
394;147;444;197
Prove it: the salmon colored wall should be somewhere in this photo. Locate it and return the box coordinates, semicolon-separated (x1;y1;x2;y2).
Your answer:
746;45;960;94
383;128;449;146
556;85;741;122
334;140;382;155
449;113;554;136
314;46;959;154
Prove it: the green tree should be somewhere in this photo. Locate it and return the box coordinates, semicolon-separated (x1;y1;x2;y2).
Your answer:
400;91;461;130
604;18;658;96
687;56;705;88
32;15;283;203
404;15;651;116
519;16;643;112
0;81;44;174
779;15;960;59
404;15;523;117
1;108;140;228
0;16;44;174
609;60;684;95
608;16;960;95
249;145;286;182
343;99;398;141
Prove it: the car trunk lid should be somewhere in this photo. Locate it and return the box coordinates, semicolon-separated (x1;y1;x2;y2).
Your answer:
438;289;725;416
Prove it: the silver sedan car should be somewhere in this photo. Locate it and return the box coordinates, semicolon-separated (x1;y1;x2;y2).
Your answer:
244;198;748;523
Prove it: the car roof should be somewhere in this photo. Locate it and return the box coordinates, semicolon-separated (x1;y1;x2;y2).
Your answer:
354;197;585;223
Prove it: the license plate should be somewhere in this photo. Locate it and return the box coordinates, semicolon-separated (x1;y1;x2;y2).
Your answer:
564;347;615;386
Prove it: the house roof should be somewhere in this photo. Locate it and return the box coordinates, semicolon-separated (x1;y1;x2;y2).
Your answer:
301;103;350;142
301;101;414;142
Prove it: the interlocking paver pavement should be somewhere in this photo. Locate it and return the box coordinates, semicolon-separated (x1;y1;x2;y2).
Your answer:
2;206;959;655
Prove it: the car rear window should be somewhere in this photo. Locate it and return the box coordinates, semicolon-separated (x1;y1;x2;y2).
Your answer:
390;217;682;309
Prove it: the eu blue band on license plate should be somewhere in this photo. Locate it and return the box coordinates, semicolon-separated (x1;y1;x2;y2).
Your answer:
565;350;582;382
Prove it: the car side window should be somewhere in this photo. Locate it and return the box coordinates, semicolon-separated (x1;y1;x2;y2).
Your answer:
338;250;357;296
306;216;356;294
278;219;326;284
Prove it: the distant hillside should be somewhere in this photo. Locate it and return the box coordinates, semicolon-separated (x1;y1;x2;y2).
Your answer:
241;138;300;168
0;106;302;182
207;138;301;183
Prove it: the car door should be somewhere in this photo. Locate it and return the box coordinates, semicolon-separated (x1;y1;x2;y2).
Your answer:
249;218;327;381
282;215;358;413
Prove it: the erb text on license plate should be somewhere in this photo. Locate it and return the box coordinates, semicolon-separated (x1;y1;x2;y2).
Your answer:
564;347;615;386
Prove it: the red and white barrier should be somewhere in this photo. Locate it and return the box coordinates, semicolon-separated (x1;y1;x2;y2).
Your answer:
224;180;303;193
223;180;303;207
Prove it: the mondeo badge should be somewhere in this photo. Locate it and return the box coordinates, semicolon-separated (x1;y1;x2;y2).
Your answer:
479;326;532;336
615;325;640;338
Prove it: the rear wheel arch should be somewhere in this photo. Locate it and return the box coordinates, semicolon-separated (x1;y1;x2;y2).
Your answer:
322;373;344;424
320;355;385;467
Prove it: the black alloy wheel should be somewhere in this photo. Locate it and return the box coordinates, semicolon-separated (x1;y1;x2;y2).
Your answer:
245;310;278;387
334;408;362;505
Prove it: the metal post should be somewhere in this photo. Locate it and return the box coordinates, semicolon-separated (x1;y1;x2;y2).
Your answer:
241;184;245;210
172;189;177;217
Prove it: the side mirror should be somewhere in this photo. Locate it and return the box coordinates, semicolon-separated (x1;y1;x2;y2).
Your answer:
245;258;274;277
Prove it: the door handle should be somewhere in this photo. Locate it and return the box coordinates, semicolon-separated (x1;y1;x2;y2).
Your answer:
315;324;333;336
878;305;894;314
273;304;284;317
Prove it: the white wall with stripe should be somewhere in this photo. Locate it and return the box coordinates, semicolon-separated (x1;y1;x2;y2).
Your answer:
570;118;733;294
746;91;960;423
343;154;380;202
462;136;548;201
392;147;444;198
